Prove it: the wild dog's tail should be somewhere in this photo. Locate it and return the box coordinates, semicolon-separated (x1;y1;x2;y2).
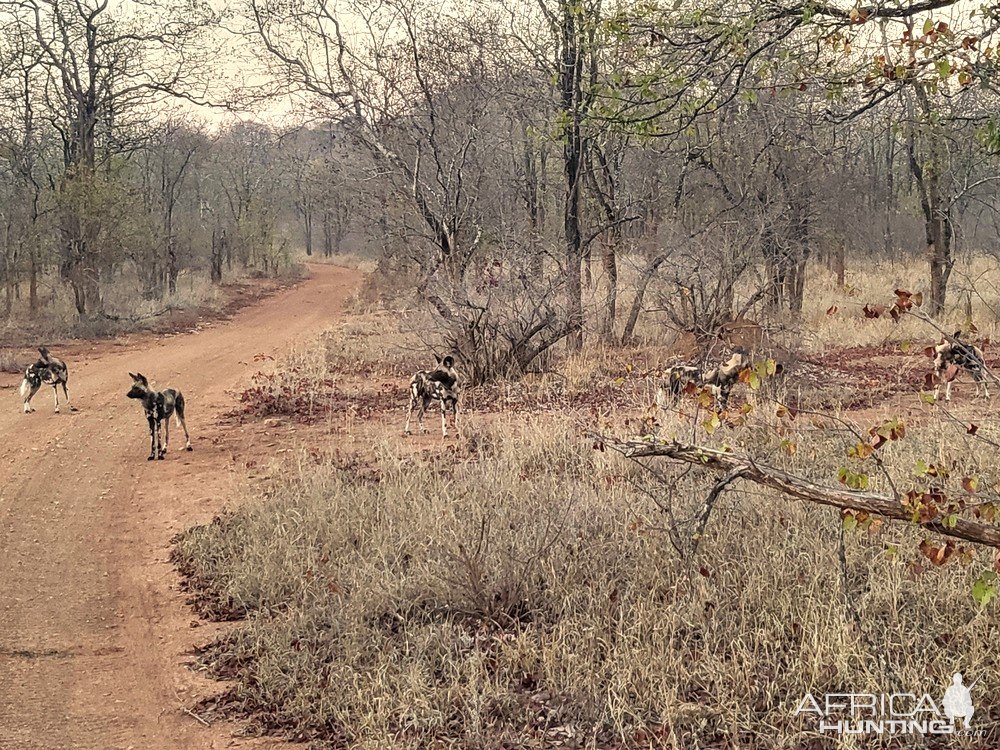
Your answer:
19;376;30;399
175;391;186;424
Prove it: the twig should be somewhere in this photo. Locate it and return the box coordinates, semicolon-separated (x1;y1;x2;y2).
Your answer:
180;706;210;727
693;467;746;552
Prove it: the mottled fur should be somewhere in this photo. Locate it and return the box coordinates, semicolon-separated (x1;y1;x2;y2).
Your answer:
20;346;71;413
656;350;749;411
933;332;989;401
126;372;192;460
404;355;459;437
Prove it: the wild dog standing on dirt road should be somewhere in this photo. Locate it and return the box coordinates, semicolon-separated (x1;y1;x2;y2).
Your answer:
126;373;193;460
404;355;459;437
21;346;72;413
657;349;750;411
933;332;989;401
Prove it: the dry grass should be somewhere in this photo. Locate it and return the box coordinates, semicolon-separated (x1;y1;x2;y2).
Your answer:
0;264;306;345
798;256;1000;352
175;411;1000;749
176;256;1000;748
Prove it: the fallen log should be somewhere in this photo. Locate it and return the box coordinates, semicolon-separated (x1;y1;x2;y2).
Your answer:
602;437;1000;549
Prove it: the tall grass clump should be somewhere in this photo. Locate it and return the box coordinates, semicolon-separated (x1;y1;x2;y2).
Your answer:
174;416;999;749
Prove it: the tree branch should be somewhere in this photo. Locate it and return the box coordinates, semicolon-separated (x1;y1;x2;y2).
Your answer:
600;436;1000;548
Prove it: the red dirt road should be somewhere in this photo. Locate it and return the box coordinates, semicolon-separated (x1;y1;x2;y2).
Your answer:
0;264;360;750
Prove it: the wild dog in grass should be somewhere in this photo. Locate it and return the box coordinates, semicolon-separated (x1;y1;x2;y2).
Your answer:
21;347;72;413
656;349;749;411
932;332;989;401
126;373;193;460
404;355;459;437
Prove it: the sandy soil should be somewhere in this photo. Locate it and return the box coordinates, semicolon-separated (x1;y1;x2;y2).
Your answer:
0;264;360;750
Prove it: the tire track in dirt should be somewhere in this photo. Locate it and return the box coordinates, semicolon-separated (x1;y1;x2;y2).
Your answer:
0;264;360;750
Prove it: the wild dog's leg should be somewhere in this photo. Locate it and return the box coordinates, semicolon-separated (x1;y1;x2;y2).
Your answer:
708;384;722;408
404;387;418;435
61;381;72;411
22;382;39;413
147;415;157;461
975;371;990;399
440;397;448;437
175;393;193;450
177;413;193;450
162;417;170;457
945;379;953;401
452;399;459;435
416;397;429;433
53;385;60;413
156;418;165;459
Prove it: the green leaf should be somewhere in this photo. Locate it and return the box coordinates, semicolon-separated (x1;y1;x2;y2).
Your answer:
703;412;721;435
842;513;857;531
923;18;934;35
972;571;997;607
937;59;951;79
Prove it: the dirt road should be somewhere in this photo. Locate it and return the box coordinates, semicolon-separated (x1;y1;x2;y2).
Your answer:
0;264;359;750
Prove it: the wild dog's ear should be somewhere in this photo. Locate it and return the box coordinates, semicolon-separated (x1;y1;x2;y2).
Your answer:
953;331;963;339
129;372;138;381
443;355;454;368
136;373;148;385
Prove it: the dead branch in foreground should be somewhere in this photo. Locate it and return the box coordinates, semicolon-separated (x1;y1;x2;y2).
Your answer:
602;437;1000;549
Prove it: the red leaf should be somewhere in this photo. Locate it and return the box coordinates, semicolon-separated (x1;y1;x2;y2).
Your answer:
968;423;979;435
919;539;956;566
826;305;838;316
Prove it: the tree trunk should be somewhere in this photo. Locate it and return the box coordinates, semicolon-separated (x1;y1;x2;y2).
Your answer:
303;207;314;256
786;195;810;316
560;0;585;351
211;228;226;284
599;234;618;341
621;252;669;345
322;211;334;257
29;247;38;312
910;85;952;318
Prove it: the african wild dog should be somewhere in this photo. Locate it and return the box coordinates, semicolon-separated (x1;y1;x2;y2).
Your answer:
656;349;750;411
126;372;192;460
404;355;459;437
933;332;989;401
21;346;72;413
